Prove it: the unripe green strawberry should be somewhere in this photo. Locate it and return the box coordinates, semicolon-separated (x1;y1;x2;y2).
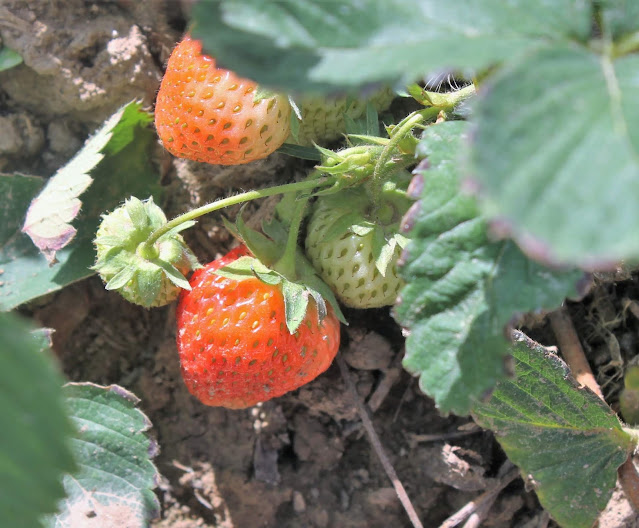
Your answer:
291;87;395;146
305;178;412;309
93;197;199;307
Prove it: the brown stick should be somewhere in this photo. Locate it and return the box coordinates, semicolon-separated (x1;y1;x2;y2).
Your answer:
438;462;519;528
549;305;639;512
549;305;604;399
337;354;424;528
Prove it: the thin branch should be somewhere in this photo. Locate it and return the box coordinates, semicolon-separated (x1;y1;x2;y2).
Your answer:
337;354;424;528
549;305;603;399
439;461;519;528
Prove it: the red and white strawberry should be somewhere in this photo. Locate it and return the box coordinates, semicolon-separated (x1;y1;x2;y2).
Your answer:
155;37;291;165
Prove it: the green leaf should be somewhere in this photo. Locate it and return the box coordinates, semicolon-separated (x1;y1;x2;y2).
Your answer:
215;255;280;283
190;0;591;93
597;0;639;38
44;383;159;528
0;312;75;528
0;46;23;72
22;101;153;263
395;121;585;415
473;332;633;528
470;46;639;266
0;104;161;311
277;143;322;161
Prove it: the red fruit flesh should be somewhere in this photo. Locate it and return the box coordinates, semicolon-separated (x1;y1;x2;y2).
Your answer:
176;246;341;409
155;37;291;165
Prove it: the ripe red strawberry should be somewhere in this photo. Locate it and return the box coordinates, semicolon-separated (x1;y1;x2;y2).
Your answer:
176;245;341;409
155;37;291;165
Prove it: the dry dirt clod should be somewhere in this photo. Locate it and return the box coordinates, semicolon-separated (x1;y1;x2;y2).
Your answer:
344;330;395;371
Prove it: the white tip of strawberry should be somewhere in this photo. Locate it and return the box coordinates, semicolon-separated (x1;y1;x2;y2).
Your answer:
93;197;200;307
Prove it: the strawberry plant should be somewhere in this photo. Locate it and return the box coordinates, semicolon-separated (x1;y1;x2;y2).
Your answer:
2;1;639;527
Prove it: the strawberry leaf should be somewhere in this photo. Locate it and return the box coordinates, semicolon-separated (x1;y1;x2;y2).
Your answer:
394;121;586;415
473;332;633;528
190;0;591;93
598;0;639;38
470;45;639;266
0;104;161;311
0;313;75;528
43;383;159;528
22;101;152;263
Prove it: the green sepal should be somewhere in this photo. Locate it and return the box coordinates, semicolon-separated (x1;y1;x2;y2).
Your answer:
125;197;150;231
277;143;322;161
215;255;286;288
372;226;397;276
157;261;191;290
302;272;347;325
344;103;381;142
394;232;410;249
235;207;281;267
282;280;310;334
137;267;163;307
346;134;390;146
105;265;136;290
406;83;435;106
323;212;369;241
350;222;376;237
222;206;347;331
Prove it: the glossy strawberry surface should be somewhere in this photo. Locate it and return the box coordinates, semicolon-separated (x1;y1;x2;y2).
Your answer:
155;37;291;165
176;246;341;409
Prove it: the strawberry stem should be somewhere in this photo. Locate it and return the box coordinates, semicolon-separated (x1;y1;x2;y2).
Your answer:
369;112;425;211
142;177;334;251
275;193;309;279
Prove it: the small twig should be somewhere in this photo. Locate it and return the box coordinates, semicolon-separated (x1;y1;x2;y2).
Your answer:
405;427;482;446
550;305;639;513
619;458;639;512
337;354;424;528
549;305;604;399
392;377;414;423
439;461;519;528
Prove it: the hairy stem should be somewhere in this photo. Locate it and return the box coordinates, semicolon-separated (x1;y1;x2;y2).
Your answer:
370;112;424;208
143;177;333;250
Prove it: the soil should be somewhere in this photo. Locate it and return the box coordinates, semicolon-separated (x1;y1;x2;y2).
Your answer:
2;2;639;527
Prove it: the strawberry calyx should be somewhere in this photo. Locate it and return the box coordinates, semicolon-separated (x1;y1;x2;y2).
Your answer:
313;142;413;197
219;200;346;334
93;197;201;307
